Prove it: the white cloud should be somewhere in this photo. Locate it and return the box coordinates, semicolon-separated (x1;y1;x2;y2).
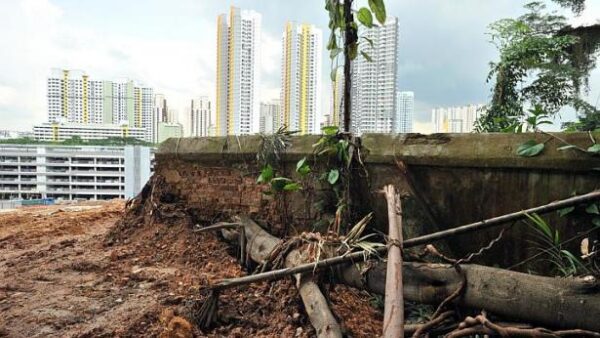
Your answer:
0;0;216;131
0;85;18;108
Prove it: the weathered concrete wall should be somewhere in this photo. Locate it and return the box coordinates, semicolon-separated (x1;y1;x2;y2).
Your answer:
156;133;600;268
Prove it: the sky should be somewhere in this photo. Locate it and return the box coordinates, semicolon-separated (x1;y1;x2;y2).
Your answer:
0;0;598;133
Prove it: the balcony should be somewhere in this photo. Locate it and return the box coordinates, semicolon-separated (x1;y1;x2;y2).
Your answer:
47;167;69;173
0;166;18;172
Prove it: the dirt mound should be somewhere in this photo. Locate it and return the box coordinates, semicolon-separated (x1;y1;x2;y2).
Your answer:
0;176;383;337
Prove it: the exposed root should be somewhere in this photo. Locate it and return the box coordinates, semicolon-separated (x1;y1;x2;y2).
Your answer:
446;311;600;338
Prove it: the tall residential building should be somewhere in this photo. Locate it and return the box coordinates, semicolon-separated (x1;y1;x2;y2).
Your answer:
47;69;155;142
396;91;414;133
216;6;261;136
47;69;106;124
432;104;484;133
153;94;168;143
0;144;152;201
259;100;281;134
350;17;399;134
330;68;344;128
188;97;212;137
280;22;322;135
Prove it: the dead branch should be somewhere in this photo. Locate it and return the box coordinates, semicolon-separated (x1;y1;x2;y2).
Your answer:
210;190;600;292
193;222;241;233
225;216;342;338
410;310;455;338
383;185;404;338
446;311;600;337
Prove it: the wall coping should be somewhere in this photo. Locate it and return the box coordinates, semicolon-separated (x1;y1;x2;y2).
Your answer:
157;133;600;171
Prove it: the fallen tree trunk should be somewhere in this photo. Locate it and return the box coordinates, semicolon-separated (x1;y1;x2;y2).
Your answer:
337;261;600;332
213;189;600;289
230;216;342;338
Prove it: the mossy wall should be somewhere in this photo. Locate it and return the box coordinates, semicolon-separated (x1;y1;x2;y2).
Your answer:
157;133;600;268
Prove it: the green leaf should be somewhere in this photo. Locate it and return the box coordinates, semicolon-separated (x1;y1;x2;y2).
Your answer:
327;169;340;185
368;0;386;24
558;206;575;217
296;157;307;171
271;177;292;192
330;47;343;59
593;217;600;228
357;7;373;28
327;33;338;51
525;213;552;239
361;36;374;48
516;140;545;157
322;125;339;135
585;203;600;215
257;164;273;183
587;144;600;153
296;157;311;176
283;182;302;191
360;51;373;62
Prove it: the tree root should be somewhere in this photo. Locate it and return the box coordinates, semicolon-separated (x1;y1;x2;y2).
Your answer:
446;311;600;337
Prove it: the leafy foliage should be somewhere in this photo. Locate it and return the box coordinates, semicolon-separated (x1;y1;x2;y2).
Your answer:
324;0;386;64
475;1;598;132
516;140;546;157
525;213;589;276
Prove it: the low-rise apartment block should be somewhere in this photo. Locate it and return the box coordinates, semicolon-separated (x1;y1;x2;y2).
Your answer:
0;144;153;201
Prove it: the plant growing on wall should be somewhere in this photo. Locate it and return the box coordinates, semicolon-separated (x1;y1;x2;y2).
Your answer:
325;0;387;132
475;0;599;132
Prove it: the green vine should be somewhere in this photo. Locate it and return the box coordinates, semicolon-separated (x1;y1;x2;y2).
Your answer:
256;125;354;234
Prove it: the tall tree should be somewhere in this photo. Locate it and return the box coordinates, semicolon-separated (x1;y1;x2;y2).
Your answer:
475;0;599;132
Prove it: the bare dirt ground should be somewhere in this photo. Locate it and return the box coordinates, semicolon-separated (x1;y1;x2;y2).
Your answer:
0;199;383;337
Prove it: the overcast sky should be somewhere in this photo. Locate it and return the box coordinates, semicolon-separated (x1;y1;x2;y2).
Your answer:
0;0;598;132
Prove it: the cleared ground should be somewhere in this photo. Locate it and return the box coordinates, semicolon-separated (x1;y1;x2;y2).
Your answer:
0;200;382;337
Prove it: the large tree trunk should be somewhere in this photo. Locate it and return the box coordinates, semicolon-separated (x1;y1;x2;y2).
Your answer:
232;216;342;338
337;261;600;332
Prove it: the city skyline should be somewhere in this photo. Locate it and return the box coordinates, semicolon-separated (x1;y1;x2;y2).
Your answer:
1;1;599;133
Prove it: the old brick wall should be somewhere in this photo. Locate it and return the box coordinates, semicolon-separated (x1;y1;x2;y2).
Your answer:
156;133;600;268
158;159;281;230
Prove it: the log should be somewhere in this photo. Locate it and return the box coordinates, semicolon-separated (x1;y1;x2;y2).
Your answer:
214;190;600;288
383;185;404;338
336;261;600;332
231;216;342;338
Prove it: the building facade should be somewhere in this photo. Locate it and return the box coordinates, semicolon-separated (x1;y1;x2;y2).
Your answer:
330;68;344;129
350;17;399;134
47;69;106;124
33;122;146;142
0;144;152;201
153;94;168;143
432;104;484;133
396;91;414;133
280;22;322;135
157;122;183;143
47;69;154;142
216;6;261;136
259;100;281;134
188;97;212;137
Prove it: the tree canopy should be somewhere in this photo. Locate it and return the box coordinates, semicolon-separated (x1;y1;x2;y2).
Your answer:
475;0;600;132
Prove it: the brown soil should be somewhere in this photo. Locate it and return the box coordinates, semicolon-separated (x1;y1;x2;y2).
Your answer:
0;193;383;337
